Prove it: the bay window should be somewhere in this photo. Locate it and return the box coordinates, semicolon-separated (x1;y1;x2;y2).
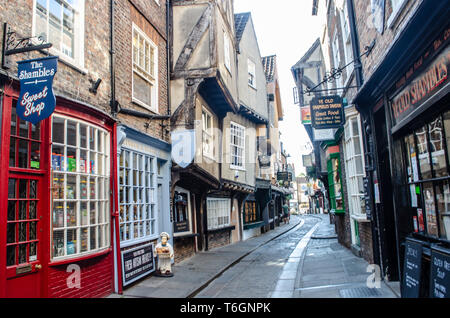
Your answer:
344;115;366;218
51;115;110;259
118;149;158;245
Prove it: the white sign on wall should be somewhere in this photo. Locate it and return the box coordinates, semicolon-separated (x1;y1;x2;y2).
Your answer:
313;128;336;141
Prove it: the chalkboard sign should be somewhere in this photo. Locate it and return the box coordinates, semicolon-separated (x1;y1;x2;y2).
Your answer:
121;243;155;286
402;238;423;298
430;245;450;298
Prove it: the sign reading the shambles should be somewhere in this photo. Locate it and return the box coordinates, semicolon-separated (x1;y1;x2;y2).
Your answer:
310;96;344;129
121;243;155;286
17;56;58;124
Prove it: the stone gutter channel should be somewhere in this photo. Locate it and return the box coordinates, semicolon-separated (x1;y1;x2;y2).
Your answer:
188;217;311;298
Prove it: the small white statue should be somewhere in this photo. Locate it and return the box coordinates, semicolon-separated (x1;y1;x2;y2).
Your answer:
154;232;174;277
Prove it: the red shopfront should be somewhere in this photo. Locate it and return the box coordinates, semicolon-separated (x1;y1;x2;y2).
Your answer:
0;82;117;298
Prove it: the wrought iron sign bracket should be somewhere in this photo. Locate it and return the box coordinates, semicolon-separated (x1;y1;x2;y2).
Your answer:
2;22;52;69
301;40;376;97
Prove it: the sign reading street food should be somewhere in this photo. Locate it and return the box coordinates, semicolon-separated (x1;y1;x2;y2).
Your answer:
17;56;58;124
310;95;344;129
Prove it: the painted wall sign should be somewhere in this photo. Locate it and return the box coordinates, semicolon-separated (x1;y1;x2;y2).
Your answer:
391;25;450;127
430;245;450;298
17;56;58;124
310;95;344;129
121;243;155;286
401;238;423;298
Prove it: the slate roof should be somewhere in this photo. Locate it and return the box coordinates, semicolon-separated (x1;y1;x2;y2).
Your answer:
262;55;276;82
234;12;251;44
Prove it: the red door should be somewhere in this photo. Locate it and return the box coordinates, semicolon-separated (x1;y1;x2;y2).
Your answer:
2;95;49;298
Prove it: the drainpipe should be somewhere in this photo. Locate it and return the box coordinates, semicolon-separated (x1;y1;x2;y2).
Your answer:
166;0;171;117
110;0;117;116
347;0;383;273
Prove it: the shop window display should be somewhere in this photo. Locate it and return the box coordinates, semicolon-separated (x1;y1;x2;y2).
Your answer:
118;149;157;244
403;112;450;240
51;115;110;259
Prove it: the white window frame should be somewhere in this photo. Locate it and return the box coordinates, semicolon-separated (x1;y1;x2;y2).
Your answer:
118;148;158;247
132;23;159;113
51;115;111;260
388;0;409;28
339;3;354;79
343;114;367;221
332;30;343;89
224;30;232;73
230;122;246;170
173;187;193;237
248;58;256;89
202;107;214;159
32;0;86;71
207;198;231;230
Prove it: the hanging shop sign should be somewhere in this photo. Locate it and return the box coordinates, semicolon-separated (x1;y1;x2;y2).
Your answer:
277;171;292;182
302;154;313;168
430;245;450;298
17;56;58;125
121;243;155;287
390;25;450;127
171;129;196;169
310;95;345;129
401;238;423;298
301;106;311;125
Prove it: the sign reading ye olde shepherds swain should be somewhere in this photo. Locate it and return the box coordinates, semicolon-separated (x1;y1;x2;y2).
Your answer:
310;95;345;129
17;56;58;124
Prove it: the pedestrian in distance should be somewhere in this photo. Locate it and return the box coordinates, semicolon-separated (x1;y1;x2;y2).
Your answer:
282;202;290;224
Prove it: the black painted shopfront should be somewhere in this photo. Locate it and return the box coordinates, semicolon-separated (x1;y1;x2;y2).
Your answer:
353;0;450;297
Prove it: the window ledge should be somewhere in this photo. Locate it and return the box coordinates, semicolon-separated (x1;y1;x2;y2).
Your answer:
230;165;246;172
244;221;264;230
49;247;112;267
207;225;235;234
120;236;159;248
174;233;199;240
132;98;159;115
351;214;370;223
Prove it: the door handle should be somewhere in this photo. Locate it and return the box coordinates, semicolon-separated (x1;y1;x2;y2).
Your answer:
35;264;42;270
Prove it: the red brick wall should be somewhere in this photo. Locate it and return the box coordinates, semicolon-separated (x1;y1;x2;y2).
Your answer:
47;253;113;298
114;0;169;143
0;0;112;113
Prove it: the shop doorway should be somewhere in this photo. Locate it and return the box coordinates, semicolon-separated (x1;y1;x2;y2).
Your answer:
373;107;399;281
3;101;49;297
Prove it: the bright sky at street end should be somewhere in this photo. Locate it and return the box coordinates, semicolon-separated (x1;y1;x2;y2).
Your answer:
234;0;325;176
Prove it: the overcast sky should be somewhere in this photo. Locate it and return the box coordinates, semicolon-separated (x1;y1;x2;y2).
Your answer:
234;0;326;176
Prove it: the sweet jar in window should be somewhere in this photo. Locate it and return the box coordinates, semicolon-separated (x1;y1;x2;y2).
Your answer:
80;180;88;199
53;206;64;228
